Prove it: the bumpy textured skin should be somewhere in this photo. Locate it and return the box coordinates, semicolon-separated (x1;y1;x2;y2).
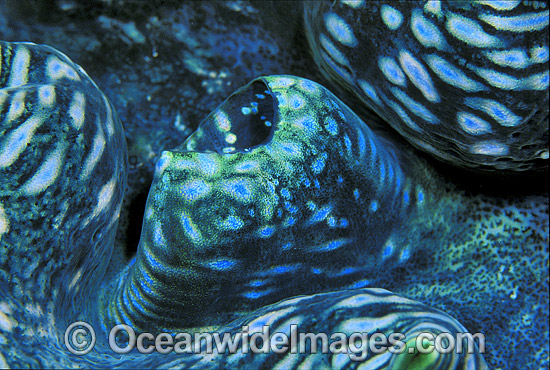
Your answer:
0;41;489;369
0;41;126;366
101;75;436;332
389;192;548;370
179;288;488;369
304;0;549;172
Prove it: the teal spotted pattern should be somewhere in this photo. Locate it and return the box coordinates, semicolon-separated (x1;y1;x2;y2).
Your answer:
100;75;437;333
165;288;489;369
304;0;549;172
0;40;490;369
0;41;127;367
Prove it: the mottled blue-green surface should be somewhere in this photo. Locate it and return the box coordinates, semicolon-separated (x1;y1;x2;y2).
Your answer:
304;0;549;172
0;1;548;370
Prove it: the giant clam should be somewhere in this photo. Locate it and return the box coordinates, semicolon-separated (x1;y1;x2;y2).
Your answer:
0;1;548;369
304;0;549;172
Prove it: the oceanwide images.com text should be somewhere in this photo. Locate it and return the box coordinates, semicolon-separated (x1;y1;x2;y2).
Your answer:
65;321;486;360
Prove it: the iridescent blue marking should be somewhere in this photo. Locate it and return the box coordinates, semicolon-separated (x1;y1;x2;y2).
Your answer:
394;168;402;191
281;242;292;251
353;189;360;200
446;13;502;48
525;71;549;90
0;116;41;168
476;0;521;11
315;239;349;252
294;115;316;132
128;286;147;314
179;179;210;201
224;179;253;202
248;280;267;287
284;216;296;227
391;88;438;124
276;92;287;107
464;97;522;127
280;188;291;199
284;202;298;213
181;213;201;241
320;39;353;83
403;190;410;206
531;45;549;63
457;112;492;135
339;219;349;228
424;0;442;16
207;259;238;271
152;224;164;246
410;9;445;49
479;11;549;32
242;290;275;299
324;13;358;47
367;133;377;161
309;205;332;224
145;250;165;271
154;152;169;174
327;217;337;227
141;272;155;295
311;152;328;175
484;49;530;69
369;200;378;212
473;68;521;90
417;190;424;204
387;100;422;132
290;95;305;110
320;34;350;67
357;80;381;105
348;279;370;289
223;215;244;230
235;160;259;172
471;141;509;155
343;135;352;156
22;144;65;195
8;47;30;87
325;117;338;135
270;264;299;274
300;79;317;92
259;226;275;238
336;267;358;276
382;243;395;259
378;160;386;186
399;50;440;102
380;5;403;30
425;54;486;92
355;128;367;159
378;57;407;87
279;142;300;156
321;51;354;83
399;248;411;263
386;162;397;193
